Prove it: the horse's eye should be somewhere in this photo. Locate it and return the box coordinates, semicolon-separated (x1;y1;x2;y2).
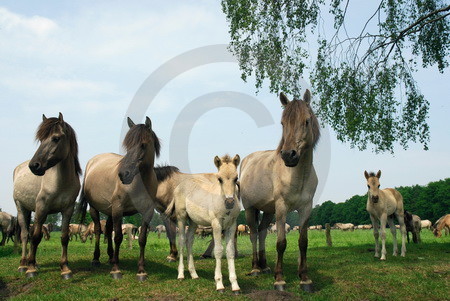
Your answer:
234;177;238;183
367;185;370;189
218;178;223;184
305;119;310;126
378;185;380;188
52;137;60;143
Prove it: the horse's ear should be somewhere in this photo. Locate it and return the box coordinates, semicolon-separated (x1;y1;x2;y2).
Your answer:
145;116;152;129
214;156;222;169
279;92;290;106
232;154;240;167
127;117;136;128
376;170;381;178
58;112;64;123
42;114;47;122
303;89;311;104
364;170;369;180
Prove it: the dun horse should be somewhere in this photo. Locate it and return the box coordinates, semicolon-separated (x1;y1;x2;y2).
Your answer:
0;212;16;246
13;113;81;278
240;90;320;292
433;214;450;237
79;117;159;281
365;170;407;260
165;155;241;293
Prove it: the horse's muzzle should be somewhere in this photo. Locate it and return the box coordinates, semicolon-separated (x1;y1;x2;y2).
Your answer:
29;161;46;176
119;170;133;185
225;197;235;210
281;150;300;167
371;196;379;203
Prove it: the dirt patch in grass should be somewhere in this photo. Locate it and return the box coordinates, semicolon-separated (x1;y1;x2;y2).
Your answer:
247;290;299;301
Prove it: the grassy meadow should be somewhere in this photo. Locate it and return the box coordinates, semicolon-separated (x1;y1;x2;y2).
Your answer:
0;229;448;301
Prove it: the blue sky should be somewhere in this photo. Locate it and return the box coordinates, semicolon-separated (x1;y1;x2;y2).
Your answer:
0;1;449;215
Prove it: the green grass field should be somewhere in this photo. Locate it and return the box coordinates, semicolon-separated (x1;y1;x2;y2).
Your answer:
0;229;448;300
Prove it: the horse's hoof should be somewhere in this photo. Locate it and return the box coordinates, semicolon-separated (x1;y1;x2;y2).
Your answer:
177;277;184;281
233;290;241;295
110;271;122;279
217;289;225;294
26;271;38;278
274;283;285;291
61;272;73;280
136;273;147;282
166;257;177;263
18;266;27;273
300;282;314;293
248;269;261;276
199;255;212;260
261;267;272;274
91;260;101;267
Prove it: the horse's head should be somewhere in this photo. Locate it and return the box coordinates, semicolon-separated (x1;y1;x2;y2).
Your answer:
364;170;382;203
119;116;160;185
433;228;441;237
214;154;240;210
277;90;320;167
29;113;79;176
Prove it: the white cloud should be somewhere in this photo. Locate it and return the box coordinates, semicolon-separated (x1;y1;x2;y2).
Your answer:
0;7;58;36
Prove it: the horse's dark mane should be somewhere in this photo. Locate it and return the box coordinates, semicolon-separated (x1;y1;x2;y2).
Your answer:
276;99;320;153
155;165;180;182
220;154;233;164
368;172;376;177
36;117;82;176
123;124;161;157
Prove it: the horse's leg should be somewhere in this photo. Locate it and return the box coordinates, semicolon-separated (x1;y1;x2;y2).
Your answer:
110;210;123;279
258;212;274;274
60;206;74;279
225;222;240;294
386;216;398;256
379;213;387;260
370;215;380;258
163;217;178;262
105;216;113;263
273;203;287;291
16;207;30;272
245;207;260;275
90;207;102;266
396;211;407;257
298;205;313;292
177;218;186;280
26;207;47;277
200;238;214;259
212;219;225;292
186;221;198;279
136;210;153;281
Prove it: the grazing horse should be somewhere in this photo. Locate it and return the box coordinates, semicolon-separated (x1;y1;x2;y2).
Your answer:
365;170;406;260
433;214;450;237
237;224;249;236
404;211;421;243
29;224;51;241
69;224;87;241
334;223;354;231
81;220;107;243
420;220;432;229
13;113;81;278
240;90;319;292
0;212;16;246
155;224;166;239
165;154;241;293
79;116;159;281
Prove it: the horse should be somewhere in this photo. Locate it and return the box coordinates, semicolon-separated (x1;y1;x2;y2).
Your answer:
68;224;87;241
79;116;159;281
334;223;355;231
240;90;320;292
81;220;107;243
13;113;81;279
420;220;432;229
237;224;249;236
155;224;166;239
432;214;450;237
404;211;421;243
121;223;138;249
165;154;241;293
29;224;51;241
365;170;407;260
0;212;16;246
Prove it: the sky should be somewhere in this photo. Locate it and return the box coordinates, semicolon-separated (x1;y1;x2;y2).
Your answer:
0;1;449;215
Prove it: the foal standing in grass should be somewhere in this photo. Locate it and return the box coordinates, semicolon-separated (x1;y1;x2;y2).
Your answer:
165;155;241;294
365;170;406;260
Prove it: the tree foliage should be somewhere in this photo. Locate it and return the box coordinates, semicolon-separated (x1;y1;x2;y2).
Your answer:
222;0;450;152
308;178;450;226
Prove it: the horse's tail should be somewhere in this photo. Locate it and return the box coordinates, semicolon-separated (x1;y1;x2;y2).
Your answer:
164;198;176;221
78;183;88;226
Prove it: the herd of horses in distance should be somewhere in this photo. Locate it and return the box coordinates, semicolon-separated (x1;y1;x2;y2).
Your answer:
1;89;449;294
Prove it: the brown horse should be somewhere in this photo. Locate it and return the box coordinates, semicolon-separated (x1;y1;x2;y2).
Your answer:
0;212;16;246
79;116;159;281
13;113;81;279
433;214;450;237
240;90;320;292
365;170;406;260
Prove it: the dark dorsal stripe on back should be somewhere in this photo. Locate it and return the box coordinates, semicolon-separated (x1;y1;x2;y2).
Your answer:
154;165;180;182
122;124;161;157
36;117;82;176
